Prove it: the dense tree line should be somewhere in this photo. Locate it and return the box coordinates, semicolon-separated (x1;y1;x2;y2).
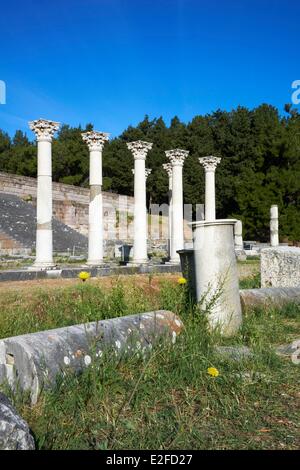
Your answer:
0;104;299;242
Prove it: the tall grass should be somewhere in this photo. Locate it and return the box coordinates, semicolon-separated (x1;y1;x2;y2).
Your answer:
0;276;299;450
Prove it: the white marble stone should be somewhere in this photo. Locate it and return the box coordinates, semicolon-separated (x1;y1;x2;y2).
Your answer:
82;131;109;265
163;163;173;259
261;246;300;288
191;219;242;337
127;141;153;264
28;119;60;269
166;149;188;263
270;205;279;247
199;156;221;221
234;220;247;261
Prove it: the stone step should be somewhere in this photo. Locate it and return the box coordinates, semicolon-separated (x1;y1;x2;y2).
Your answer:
0;193;88;254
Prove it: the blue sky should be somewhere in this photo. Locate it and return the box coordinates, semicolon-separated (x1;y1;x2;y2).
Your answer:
0;0;299;139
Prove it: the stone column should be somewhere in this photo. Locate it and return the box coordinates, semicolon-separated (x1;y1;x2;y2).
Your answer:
199;156;221;221
166;149;188;263
28;119;60;269
163;163;173;259
234;220;247;261
82;131;109;265
0;310;183;404
127;141;153;264
191;219;242;337
270;205;279;247
131;168;152;179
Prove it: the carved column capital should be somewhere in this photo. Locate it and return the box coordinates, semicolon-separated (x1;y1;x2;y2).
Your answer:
82;131;110;151
165;149;189;166
127;140;153;160
199;156;221;171
162;163;173;178
29;119;60;142
145;168;152;179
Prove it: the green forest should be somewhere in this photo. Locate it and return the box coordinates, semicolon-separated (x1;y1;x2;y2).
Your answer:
0;104;299;242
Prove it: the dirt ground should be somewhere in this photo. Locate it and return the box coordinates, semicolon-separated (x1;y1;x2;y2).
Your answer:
0;262;259;295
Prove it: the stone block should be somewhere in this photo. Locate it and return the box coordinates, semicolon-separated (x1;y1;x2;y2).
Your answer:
240;287;300;309
0;393;35;450
261;246;300;288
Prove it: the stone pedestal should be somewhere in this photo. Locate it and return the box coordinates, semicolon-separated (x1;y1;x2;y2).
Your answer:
28;119;60;270
199;156;221;221
270;205;279;247
166;149;188;263
127;141;153;265
191;219;242;337
234;220;247;261
177;249;196;299
82;131;109;266
261;246;300;288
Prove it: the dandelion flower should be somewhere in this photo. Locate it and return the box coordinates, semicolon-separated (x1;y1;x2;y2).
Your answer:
78;271;91;282
207;367;219;377
178;277;187;285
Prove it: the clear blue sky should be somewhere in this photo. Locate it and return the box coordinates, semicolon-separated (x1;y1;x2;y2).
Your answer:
0;0;299;139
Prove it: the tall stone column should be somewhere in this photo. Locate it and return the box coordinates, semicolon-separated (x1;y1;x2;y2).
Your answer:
199;156;221;221
270;205;279;247
82;131;109;265
29;119;60;269
234;220;247;261
163;163;173;259
127;141;153;264
131;168;152;179
166;149;188;263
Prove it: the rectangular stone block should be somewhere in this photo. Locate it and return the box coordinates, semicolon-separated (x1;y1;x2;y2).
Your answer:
261;246;300;288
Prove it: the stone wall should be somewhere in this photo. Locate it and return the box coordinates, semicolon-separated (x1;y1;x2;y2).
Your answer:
0;172;192;242
0;172;134;240
261;246;300;288
0;231;31;256
0;172;192;259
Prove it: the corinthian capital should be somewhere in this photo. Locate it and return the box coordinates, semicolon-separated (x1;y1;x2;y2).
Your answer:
29;119;60;142
165;149;189;166
199;156;221;171
162;163;172;178
82;131;110;151
127;140;153;160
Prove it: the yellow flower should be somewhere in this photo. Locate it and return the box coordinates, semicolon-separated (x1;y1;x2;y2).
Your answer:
207;367;219;377
78;271;91;282
177;277;187;285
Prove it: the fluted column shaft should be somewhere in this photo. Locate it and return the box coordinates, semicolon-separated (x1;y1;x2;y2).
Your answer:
163;163;173;259
199;156;221;221
82;131;109;265
29;119;60;269
128;141;153;264
166;149;188;263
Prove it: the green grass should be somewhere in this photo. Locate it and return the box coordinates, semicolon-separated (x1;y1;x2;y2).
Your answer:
239;273;261;289
0;277;299;450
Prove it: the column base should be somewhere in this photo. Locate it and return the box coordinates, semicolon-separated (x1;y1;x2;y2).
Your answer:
127;259;149;267
84;260;106;267
28;262;57;271
165;259;180;265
